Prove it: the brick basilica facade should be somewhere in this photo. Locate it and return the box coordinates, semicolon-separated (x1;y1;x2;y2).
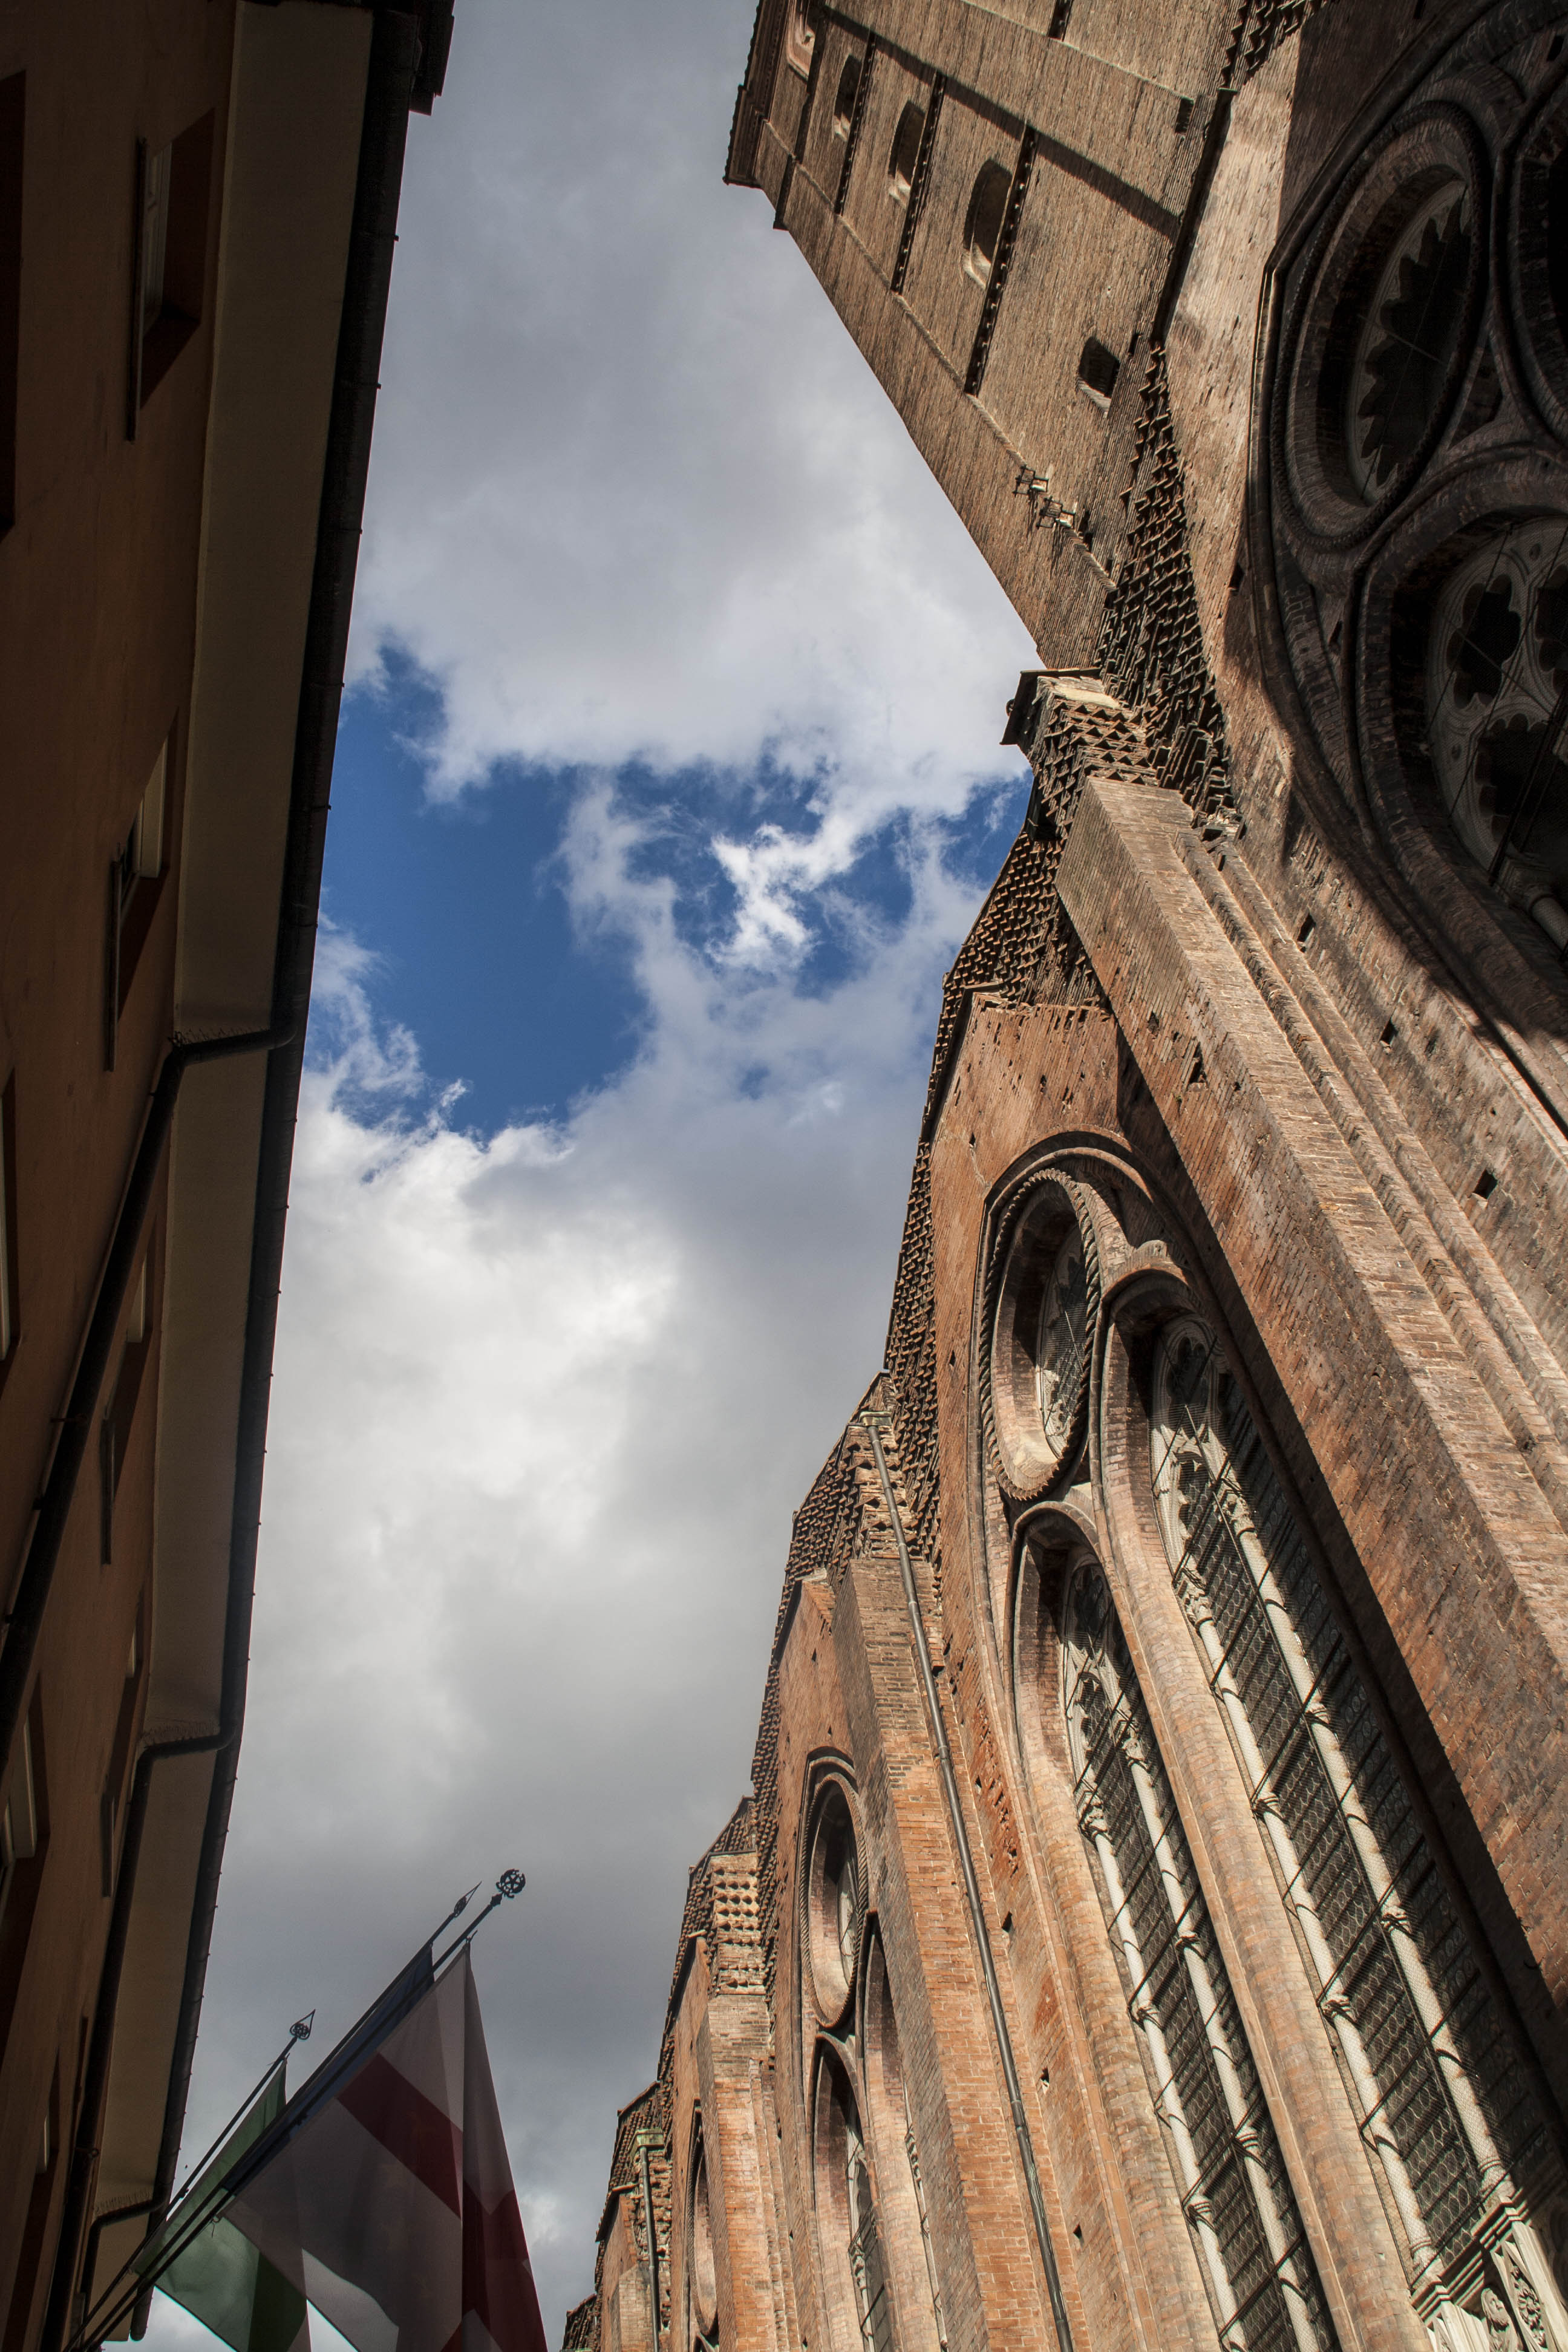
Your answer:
567;4;1568;2352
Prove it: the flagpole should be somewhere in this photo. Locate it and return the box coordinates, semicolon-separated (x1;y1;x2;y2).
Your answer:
68;2019;312;2351
69;1873;528;2351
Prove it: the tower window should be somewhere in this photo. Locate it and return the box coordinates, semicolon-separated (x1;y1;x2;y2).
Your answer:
1077;338;1120;410
888;102;924;200
785;0;815;77
832;56;860;136
963;161;1011;286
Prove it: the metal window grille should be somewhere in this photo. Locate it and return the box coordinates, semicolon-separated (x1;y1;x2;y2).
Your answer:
1067;1564;1337;2352
1151;1322;1561;2300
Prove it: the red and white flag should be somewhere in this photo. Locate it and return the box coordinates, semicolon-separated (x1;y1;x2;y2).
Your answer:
224;1949;546;2352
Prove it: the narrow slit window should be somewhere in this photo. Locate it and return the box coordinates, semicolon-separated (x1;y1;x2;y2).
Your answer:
888;102;924;200
1077;338;1120;411
832;56;860;136
963;161;1011;286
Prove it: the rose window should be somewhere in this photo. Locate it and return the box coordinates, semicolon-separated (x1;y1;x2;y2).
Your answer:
985;1176;1100;1500
1345;180;1471;501
1424;518;1568;948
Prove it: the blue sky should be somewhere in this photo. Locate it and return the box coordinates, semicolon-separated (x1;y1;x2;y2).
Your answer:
142;0;1037;2341
324;658;1030;1137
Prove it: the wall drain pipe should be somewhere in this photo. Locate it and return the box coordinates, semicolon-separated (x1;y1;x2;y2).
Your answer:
862;1410;1076;2352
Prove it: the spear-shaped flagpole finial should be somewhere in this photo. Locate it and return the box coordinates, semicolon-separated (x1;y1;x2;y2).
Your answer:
290;2011;315;2044
434;1869;526;1964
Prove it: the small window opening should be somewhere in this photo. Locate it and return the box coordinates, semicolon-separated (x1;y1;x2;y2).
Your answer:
1296;911;1316;946
887;100;924;200
0;1712;39;1910
99;1612;146;1899
0;76;23;534
1077;338;1120;411
1047;0;1073;33
100;1257;154;1565
106;737;171;1066
831;55;860;136
1174;96;1194;135
786;0;815;76
0;1691;48;2056
0;1076;16;1366
1474;1168;1498;1201
129;111;214;423
964;160;1011;285
1380;1018;1398;1046
2;2055;58;2352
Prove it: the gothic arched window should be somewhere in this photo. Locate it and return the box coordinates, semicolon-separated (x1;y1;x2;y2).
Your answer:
1151;1316;1568;2350
689;2123;720;2352
1062;1558;1336;2352
803;1782;944;2352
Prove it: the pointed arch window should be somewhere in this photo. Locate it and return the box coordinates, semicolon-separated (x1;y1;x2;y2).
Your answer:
1064;1558;1336;2352
1151;1318;1568;2349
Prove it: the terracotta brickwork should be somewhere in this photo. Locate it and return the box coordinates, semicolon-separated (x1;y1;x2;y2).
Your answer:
580;1;1568;2349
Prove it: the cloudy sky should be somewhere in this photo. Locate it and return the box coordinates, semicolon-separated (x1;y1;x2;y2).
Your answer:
148;0;1034;2340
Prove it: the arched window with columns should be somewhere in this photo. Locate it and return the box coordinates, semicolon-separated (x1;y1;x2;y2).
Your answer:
1063;1554;1337;2352
1149;1315;1568;2352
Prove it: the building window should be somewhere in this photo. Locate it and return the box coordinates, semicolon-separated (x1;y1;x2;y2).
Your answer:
0;1707;39;1927
962;162;1011;286
832;56;861;136
100;1257;153;1564
1422;517;1568;952
1342;180;1471;501
1151;1318;1568;2347
1063;1556;1335;2352
0;1075;17;1370
814;2052;896;2352
100;1614;146;1899
1;2059;59;2352
129;112;214;426
689;2124;719;2352
887;103;924;201
803;1779;943;2352
1077;339;1120;412
785;0;815;79
0;74;22;534
983;1174;1098;1503
0;1691;48;2056
106;737;171;1065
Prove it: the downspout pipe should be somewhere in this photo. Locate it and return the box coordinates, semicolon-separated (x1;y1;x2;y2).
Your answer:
862;1412;1076;2352
39;11;425;2347
0;1024;290;1792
